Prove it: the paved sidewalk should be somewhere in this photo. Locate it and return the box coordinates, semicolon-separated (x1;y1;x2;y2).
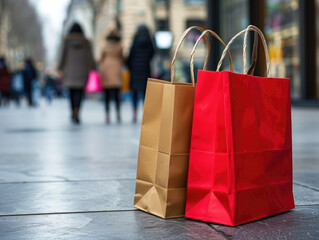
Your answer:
0;99;318;239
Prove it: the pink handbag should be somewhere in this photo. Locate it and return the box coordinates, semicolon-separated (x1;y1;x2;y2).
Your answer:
85;70;103;93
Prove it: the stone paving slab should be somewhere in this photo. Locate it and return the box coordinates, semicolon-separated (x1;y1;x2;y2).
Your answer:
0;179;317;216
210;206;319;240
292;153;319;171
0;154;137;182
293;184;319;206
294;172;319;190
0;180;135;215
0;211;225;240
0;207;318;240
1;127;140;160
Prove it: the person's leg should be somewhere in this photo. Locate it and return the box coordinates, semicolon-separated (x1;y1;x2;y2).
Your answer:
76;89;84;110
132;89;138;123
27;84;33;107
73;89;83;124
16;92;20;106
12;91;17;106
5;92;11;106
69;89;75;120
28;82;34;106
1;93;5;106
105;89;110;123
46;86;52;103
114;88;121;123
1;92;6;106
69;89;74;109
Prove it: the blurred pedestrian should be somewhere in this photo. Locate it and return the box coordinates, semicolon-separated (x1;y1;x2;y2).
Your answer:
44;68;56;104
11;68;24;106
127;24;155;123
99;29;124;124
0;57;11;107
58;22;95;124
23;58;37;107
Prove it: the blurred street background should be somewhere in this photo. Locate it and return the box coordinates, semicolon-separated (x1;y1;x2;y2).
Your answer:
0;0;319;239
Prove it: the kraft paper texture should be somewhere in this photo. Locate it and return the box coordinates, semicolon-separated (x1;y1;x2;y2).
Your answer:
134;78;195;218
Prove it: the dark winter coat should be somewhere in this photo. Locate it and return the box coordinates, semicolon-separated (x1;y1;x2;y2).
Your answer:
0;66;11;92
59;33;95;88
127;36;154;92
23;64;37;92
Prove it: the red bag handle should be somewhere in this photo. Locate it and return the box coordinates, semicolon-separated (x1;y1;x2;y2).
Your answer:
190;29;234;84
217;25;270;77
171;26;210;85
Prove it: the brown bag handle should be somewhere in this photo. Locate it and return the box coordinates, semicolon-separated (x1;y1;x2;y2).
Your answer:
190;29;234;84
171;26;210;84
217;25;270;77
247;32;259;75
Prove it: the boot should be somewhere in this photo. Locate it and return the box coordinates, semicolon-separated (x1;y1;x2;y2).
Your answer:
73;108;80;124
71;108;76;121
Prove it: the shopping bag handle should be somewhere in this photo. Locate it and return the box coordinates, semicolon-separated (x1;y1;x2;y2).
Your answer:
190;29;234;84
247;32;259;75
171;26;210;85
217;25;270;77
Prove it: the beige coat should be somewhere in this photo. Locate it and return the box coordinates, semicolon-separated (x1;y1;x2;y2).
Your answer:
99;42;124;88
59;34;95;88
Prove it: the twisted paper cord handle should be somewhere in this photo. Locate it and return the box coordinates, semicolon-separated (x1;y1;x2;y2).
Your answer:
217;25;270;77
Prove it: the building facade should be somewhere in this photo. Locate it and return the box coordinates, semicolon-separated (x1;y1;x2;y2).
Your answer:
62;0;95;40
208;0;319;102
62;0;319;101
0;0;45;70
63;0;207;64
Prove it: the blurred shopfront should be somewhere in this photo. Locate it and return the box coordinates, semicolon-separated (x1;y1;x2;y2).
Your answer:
62;0;319;102
208;0;319;103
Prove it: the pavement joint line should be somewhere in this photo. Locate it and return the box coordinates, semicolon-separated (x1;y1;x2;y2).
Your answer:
207;224;230;240
0;178;136;185
0;209;137;218
295;204;319;207
293;182;319;192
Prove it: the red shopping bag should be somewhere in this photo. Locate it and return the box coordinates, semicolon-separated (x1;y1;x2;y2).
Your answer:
85;70;103;93
185;25;294;226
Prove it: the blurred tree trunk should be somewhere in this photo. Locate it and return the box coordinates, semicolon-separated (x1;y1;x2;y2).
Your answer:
0;0;9;56
0;0;46;68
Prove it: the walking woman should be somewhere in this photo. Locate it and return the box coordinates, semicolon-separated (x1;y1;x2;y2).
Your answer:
126;25;155;123
59;23;95;124
23;59;38;107
99;29;124;124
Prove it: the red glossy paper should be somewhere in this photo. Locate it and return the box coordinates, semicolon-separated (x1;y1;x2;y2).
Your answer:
185;70;295;226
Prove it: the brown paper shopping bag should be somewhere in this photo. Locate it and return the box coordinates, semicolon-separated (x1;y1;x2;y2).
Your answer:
133;26;234;218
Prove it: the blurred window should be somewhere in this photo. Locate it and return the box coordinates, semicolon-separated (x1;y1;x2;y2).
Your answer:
184;0;206;4
186;20;205;28
219;0;250;72
156;0;167;3
157;20;169;31
185;20;206;45
265;0;300;99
